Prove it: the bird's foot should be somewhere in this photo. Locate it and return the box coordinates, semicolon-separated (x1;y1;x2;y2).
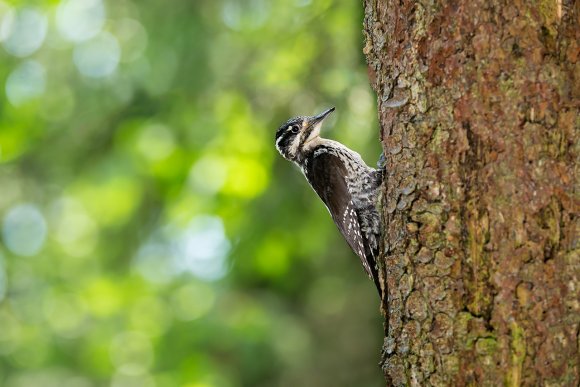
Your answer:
376;150;386;170
374;151;386;186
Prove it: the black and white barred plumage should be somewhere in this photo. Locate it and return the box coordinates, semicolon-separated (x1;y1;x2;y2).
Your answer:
275;107;384;295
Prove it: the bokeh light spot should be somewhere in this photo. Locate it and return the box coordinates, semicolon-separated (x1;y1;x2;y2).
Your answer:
56;0;105;43
0;3;15;42
171;282;216;321
221;0;269;30
129;297;172;337
223;157;268;198
83;278;123;317
5;60;46;106
112;18;148;63
2;203;47;257
134;242;175;284
110;331;154;375
254;238;290;278
51;197;98;257
136;123;175;161
1;7;47;57
43;293;88;338
188;155;227;195
172;216;230;281
348;86;373;115
73;32;121;78
75;175;141;227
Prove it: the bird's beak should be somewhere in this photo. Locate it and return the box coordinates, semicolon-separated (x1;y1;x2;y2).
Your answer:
311;107;335;125
305;107;335;142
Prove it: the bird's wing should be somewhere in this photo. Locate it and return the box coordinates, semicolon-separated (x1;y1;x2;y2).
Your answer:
304;151;374;278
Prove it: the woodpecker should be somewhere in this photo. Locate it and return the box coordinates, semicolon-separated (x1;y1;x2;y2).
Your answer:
275;107;384;295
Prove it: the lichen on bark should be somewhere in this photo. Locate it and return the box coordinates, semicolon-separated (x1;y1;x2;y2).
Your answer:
364;0;579;385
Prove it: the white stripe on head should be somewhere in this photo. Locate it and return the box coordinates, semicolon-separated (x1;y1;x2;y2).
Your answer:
275;134;284;155
288;131;302;158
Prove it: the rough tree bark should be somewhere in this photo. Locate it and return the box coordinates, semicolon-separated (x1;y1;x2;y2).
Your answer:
363;0;579;385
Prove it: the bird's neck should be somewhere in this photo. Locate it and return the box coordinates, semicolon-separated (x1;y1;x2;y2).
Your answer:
295;136;327;163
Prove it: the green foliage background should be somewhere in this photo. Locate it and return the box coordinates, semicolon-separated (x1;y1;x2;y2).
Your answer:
0;0;382;385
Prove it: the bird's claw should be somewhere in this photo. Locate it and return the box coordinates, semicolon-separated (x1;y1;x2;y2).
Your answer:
377;151;386;170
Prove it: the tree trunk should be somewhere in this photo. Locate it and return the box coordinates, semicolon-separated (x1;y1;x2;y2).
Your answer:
363;0;579;385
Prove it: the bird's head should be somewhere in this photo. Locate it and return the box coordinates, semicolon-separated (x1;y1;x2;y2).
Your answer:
275;107;335;162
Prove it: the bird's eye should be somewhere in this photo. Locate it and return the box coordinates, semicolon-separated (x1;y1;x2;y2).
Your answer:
289;125;299;134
